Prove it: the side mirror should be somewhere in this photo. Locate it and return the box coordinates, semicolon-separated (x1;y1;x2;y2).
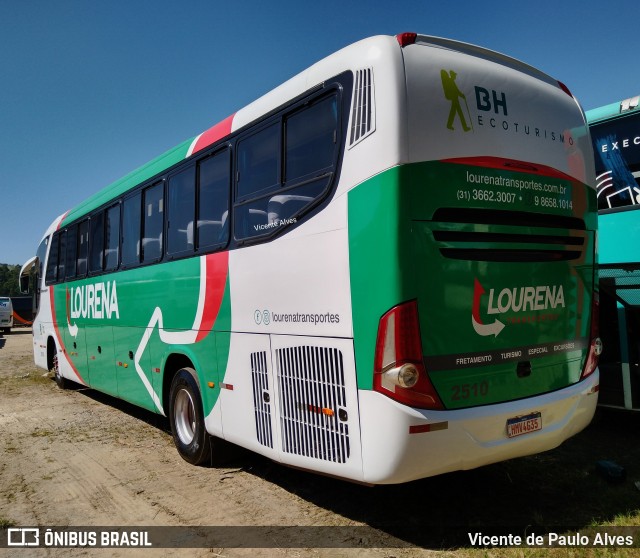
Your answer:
20;274;30;294
19;256;38;294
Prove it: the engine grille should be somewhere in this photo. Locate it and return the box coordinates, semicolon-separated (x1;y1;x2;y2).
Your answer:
431;208;586;262
276;346;350;463
251;350;273;449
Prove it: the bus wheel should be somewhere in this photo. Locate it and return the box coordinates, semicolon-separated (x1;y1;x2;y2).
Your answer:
51;352;67;389
169;368;211;466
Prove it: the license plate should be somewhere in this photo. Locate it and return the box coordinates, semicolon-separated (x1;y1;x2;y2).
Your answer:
506;411;542;438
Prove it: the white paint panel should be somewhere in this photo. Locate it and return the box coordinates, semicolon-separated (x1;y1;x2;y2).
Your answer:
403;42;595;186
228;200;352;338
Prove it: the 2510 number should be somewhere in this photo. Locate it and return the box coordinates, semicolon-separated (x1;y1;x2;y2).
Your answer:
451;381;489;401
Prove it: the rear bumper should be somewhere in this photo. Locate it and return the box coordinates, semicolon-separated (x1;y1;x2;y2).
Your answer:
359;370;599;484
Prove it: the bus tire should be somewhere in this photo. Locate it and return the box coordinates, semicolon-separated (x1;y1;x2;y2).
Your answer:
169;368;211;466
51;349;67;389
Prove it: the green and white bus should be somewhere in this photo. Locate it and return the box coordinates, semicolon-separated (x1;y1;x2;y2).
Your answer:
21;33;600;484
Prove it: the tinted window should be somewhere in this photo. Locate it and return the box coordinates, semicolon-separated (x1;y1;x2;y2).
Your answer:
237;123;279;200
45;234;59;284
234;95;338;241
122;193;141;266
89;212;104;273
285;96;337;182
198;151;230;249
168;166;196;255
77;220;89;277
66;226;78;279
36;236;48;284
592;114;640;211
57;230;67;281
142;182;164;263
105;204;120;271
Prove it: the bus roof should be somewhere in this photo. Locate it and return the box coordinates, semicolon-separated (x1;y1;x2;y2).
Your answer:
415;35;559;88
586;95;640;124
60;33;577;227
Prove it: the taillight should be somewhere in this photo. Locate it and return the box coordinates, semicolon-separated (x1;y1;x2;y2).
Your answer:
373;300;443;409
396;32;418;48
557;80;574;98
582;292;602;378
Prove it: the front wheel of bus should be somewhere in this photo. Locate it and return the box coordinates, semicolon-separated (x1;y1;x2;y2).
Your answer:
169;368;211;466
51;351;67;389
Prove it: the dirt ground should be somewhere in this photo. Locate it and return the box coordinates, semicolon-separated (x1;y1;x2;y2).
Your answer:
3;330;640;558
0;330;438;558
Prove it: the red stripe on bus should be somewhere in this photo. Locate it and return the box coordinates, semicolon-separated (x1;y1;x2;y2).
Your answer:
49;286;86;384
191;114;235;155
195;251;229;342
47;210;86;383
440;156;578;181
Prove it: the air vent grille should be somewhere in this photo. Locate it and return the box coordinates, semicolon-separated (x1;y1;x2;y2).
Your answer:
348;68;375;148
431;208;587;263
251;351;273;449
276;346;350;463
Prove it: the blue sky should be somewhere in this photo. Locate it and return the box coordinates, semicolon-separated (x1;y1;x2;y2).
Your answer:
1;0;637;266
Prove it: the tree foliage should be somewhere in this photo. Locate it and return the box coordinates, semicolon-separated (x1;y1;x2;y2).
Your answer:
0;264;21;296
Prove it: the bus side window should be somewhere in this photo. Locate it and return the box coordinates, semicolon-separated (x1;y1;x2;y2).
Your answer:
66;225;78;280
237;123;279;201
122;193;141;267
235;124;279;240
104;203;120;271
45;233;60;285
198;149;230;250
77;220;89;277
233;95;338;241
57;230;67;281
89;211;105;273
285;95;337;183
142;182;164;263
167;166;196;256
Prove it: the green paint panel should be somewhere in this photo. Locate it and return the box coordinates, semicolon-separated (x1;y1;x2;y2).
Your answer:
52;256;231;415
348;167;406;390
349;161;597;409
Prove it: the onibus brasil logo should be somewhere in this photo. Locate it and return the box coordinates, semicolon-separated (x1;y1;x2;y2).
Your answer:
472;278;565;337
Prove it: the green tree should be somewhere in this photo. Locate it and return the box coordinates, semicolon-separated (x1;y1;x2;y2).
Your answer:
0;264;21;296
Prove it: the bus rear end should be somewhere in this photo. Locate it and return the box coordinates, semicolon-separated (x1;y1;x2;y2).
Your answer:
350;35;599;483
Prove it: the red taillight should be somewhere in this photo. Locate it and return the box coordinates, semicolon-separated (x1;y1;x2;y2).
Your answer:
557;80;573;98
582;292;602;379
396;32;418;48
374;301;443;409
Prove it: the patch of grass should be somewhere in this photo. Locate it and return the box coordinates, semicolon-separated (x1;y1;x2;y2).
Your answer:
30;429;56;438
0;517;16;528
0;370;53;389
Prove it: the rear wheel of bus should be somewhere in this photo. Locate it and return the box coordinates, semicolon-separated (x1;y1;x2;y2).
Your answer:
169;368;211;466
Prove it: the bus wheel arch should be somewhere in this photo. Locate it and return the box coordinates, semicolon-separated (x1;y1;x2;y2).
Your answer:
167;362;211;466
